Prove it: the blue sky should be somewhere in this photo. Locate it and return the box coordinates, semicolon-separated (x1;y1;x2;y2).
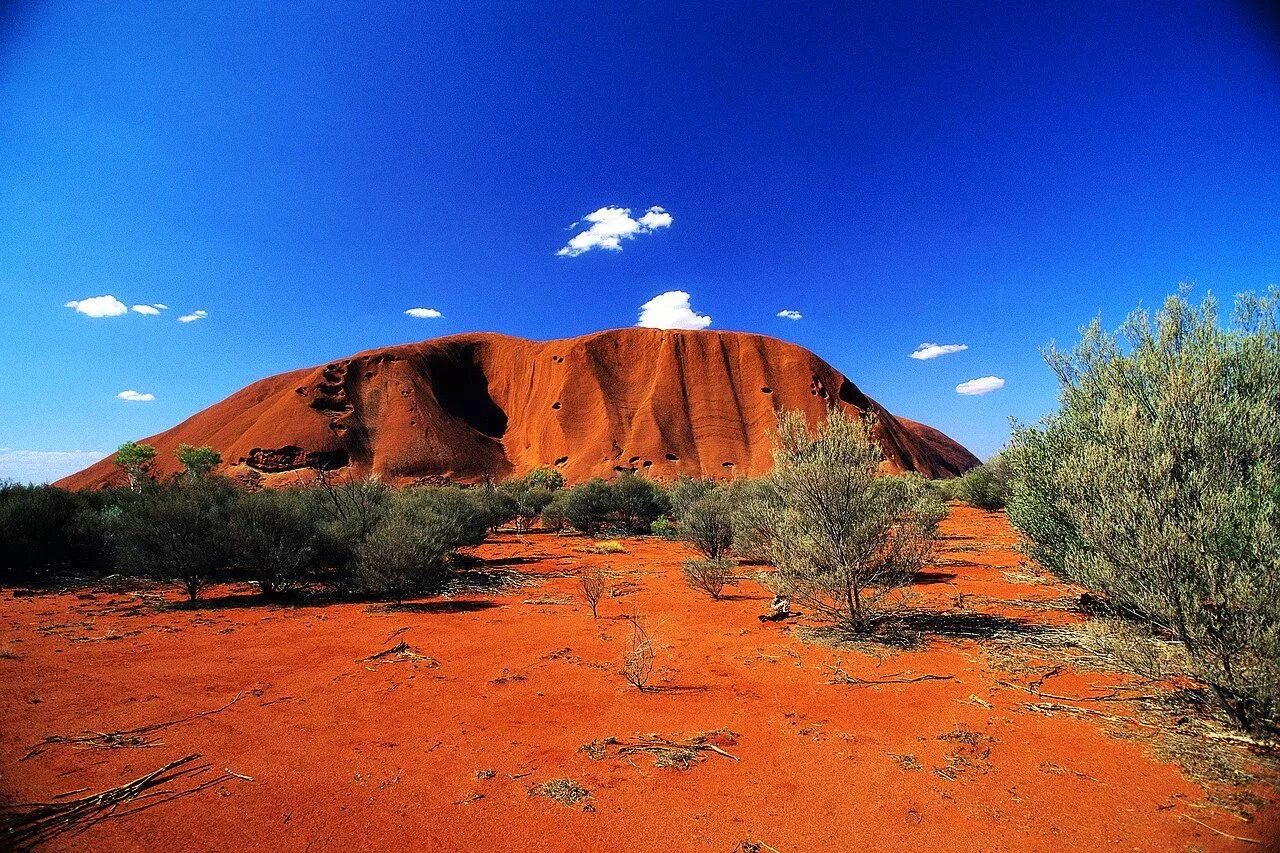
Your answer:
2;1;1278;482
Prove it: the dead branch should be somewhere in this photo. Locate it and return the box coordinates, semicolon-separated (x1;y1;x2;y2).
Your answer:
0;753;249;848
580;731;739;769
1180;814;1263;845
827;665;954;687
997;678;1162;703
359;641;438;666
22;690;257;761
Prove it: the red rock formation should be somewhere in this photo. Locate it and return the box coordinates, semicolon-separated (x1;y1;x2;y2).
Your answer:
57;329;979;489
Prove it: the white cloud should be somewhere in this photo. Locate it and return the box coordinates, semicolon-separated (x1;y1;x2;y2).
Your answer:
405;307;443;319
956;376;1005;396
0;448;107;484
154;303;168;309
65;295;127;318
178;309;208;323
637;290;711;330
116;390;156;402
777;309;802;320
130;304;166;315
911;342;969;360
557;205;672;257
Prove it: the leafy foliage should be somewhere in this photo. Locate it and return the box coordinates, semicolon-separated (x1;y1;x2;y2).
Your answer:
1005;290;1280;733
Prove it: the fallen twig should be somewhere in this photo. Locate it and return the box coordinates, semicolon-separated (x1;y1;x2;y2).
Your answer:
827;666;954;687
22;690;257;761
580;730;739;769
1181;814;1263;845
0;753;248;848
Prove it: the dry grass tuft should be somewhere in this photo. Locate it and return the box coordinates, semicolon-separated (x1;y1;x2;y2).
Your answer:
529;777;590;807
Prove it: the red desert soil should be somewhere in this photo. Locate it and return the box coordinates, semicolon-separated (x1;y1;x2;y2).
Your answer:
2;507;1276;852
57;328;979;490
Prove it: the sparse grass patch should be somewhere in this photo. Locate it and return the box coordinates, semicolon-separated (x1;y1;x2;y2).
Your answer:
579;730;739;769
581;540;626;555
529;777;590;807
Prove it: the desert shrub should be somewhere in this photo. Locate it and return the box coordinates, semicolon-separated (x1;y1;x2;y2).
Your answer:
727;479;775;562
611;472;670;533
667;475;718;519
583;539;626;554
114;441;157;492
622;616;655;690
306;475;391;585
525;467;566;491
398;487;492;548
580;570;606;618
1005;290;1280;734
113;478;237;601
498;479;554;532
353;512;454;603
0;484;113;584
540;493;569;531
228;489;320;595
681;558;734;600
650;516;677;539
929;477;961;502
679;488;735;559
475;480;518;530
955;457;1009;510
756;409;941;632
557;478;615;534
176;444;222;479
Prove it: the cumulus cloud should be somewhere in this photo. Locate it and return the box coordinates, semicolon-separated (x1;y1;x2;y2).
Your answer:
0;448;107;484
557;205;672;257
956;376;1005;396
911;342;969;360
637;290;711;330
777;309;802;320
130;304;166;316
116;390;156;402
178;309;208;323
65;295;127;318
405;307;443;319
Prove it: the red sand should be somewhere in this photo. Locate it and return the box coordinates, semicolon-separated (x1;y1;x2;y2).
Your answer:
57;329;979;490
2;507;1276;851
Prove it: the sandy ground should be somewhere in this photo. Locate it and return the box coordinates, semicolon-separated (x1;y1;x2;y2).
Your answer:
1;507;1276;851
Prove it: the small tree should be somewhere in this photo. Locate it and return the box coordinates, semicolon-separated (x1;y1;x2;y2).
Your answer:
679;488;735;559
1005;289;1280;733
176;444;222;479
681;558;733;600
113;479;234;602
667;475;717;519
611;472;670;533
580;570;606;619
228;489;319;596
114;441;157;492
525;467;565;491
759;409;942;632
558;478;615;534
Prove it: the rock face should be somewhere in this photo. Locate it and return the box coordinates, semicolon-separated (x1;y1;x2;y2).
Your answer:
58;329;980;489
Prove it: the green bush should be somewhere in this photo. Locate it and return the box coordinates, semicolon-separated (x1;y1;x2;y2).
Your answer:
610;472;670;533
727;478;775;562
0;484;114;584
556;478;616;534
305;476;390;587
679;488;735;559
667;475;718;519
955;457;1009;510
354;512;455;603
1005;290;1280;734
228;489;320;595
498;479;554;531
650;516;678;539
681;558;734;600
755;409;941;632
113;478;237;601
